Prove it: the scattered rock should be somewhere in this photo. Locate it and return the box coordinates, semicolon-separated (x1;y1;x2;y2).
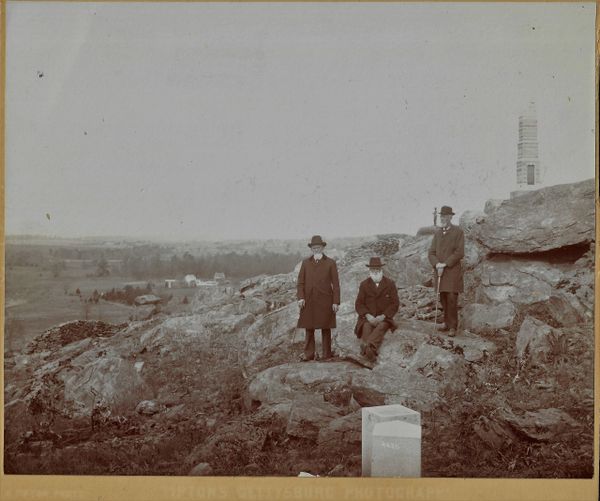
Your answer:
501;408;580;441
459;210;486;235
286;394;342;440
350;387;386;407
136;400;160;415
473;415;518;449
484;199;504;214
189;462;213;476
463;347;485;363
317;410;361;446
327;464;348;476
238;297;268;316
244;462;261;475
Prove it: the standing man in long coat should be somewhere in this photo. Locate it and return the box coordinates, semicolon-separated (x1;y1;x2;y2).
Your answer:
428;205;465;337
297;235;340;361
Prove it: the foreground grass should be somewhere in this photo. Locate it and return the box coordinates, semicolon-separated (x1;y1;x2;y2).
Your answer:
422;323;594;478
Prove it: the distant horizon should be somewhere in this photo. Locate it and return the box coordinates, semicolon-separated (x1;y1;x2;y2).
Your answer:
5;231;381;244
6;176;595;244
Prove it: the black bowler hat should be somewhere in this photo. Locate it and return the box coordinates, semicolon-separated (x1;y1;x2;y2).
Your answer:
366;257;384;268
440;206;455;216
308;235;327;248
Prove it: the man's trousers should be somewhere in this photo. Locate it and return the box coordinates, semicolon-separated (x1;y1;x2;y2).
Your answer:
304;329;332;359
360;321;390;361
439;292;459;329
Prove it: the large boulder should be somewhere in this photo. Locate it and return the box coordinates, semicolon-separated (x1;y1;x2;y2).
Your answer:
246;362;362;408
515;316;562;364
473;257;592;324
470;179;595;253
246;318;496;415
475;259;564;306
389;236;432;287
238;304;301;377
461;303;517;332
61;346;154;413
244;362;364;441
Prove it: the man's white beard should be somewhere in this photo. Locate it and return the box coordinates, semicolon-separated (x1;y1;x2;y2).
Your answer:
314;253;323;260
370;272;383;283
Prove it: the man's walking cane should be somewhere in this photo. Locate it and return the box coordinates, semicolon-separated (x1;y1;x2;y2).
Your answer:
433;270;442;334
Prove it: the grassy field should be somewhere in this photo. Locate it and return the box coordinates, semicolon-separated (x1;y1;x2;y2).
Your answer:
4;266;201;352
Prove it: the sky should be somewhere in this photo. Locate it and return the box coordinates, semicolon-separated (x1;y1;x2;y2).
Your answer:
5;2;596;241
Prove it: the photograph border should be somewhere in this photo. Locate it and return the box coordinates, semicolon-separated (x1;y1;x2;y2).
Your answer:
0;1;598;499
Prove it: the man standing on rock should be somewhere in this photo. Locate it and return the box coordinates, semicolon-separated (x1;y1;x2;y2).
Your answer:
297;235;340;361
428;205;465;337
354;257;400;365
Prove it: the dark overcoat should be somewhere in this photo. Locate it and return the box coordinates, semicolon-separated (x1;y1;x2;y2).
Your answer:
296;255;340;329
427;224;465;293
354;275;400;337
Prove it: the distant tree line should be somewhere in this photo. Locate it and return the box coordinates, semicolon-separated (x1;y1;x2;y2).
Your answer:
123;251;304;280
6;244;304;280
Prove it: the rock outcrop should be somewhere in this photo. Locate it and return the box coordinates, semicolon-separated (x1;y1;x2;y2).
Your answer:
470;179;594;254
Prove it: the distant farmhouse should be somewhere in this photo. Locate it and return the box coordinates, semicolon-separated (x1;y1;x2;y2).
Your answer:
213;272;226;283
164;279;178;289
184;274;198;287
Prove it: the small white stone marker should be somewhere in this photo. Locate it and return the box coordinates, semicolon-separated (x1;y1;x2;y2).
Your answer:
362;404;421;477
371;420;421;477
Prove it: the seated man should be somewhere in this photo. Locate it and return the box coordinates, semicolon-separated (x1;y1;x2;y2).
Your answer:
354;257;400;363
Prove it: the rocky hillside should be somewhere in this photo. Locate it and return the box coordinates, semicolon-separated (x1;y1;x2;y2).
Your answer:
4;179;595;477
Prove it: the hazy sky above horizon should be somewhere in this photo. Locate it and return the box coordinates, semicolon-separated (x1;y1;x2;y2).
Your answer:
5;2;596;241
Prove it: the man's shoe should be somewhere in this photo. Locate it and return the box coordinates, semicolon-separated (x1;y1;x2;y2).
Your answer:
447;329;457;337
436;324;450;332
321;352;336;361
346;353;374;370
299;354;314;362
364;346;377;362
